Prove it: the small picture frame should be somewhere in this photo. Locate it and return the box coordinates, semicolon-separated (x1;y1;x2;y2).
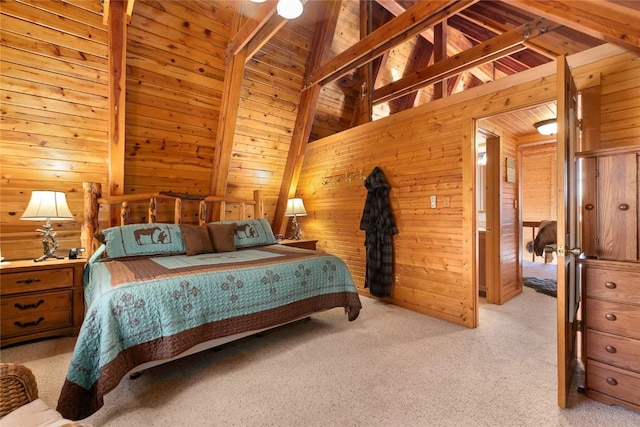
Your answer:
505;157;516;183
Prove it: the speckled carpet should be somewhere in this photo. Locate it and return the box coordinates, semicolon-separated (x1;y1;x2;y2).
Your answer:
2;290;638;426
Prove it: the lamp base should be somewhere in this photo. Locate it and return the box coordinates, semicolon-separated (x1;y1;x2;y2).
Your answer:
33;219;62;262
290;216;302;240
34;253;64;262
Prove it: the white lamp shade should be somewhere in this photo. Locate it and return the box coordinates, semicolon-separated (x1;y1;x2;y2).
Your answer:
277;0;303;19
21;190;74;220
285;198;307;216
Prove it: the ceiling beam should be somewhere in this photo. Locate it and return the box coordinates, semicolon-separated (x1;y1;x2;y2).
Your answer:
225;0;278;62
377;0;497;83
303;0;479;90
272;0;342;235
510;0;640;53
373;18;559;105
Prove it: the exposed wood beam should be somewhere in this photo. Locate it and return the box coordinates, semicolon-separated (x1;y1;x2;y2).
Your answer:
510;0;640;53
102;0;135;25
107;0;127;204
458;7;562;59
225;0;278;62
303;0;478;90
356;0;374;125
433;21;447;99
377;0;497;83
374;18;558;105
210;6;247;198
272;0;342;235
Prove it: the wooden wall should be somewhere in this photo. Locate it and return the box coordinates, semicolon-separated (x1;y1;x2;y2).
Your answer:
520;143;557;222
0;0;108;260
297;46;639;328
0;0;638;329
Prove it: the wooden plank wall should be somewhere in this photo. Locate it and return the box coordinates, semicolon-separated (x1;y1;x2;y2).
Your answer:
520;143;557;222
297;47;639;328
0;0;108;260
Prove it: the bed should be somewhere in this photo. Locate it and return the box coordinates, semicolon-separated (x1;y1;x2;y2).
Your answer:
56;183;362;421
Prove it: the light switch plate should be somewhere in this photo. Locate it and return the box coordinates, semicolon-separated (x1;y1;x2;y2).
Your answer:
430;195;437;208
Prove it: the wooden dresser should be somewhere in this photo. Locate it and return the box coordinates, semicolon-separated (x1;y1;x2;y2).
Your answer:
1;258;85;347
581;258;640;412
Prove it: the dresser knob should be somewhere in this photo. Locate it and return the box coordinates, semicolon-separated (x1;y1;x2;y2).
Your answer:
604;282;616;289
618;203;629;211
605;313;617;321
606;377;618;386
605;345;617;353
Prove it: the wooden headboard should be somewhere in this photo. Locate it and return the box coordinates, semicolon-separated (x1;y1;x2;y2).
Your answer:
82;182;264;257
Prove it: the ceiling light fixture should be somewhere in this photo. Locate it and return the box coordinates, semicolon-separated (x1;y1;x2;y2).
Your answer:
534;119;558;136
276;0;303;19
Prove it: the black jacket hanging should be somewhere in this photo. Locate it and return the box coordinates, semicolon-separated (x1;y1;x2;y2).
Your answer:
359;166;398;298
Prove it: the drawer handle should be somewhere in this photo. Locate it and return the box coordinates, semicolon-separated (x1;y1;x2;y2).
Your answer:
606;377;618;386
16;278;42;285
618;203;629;211
604;282;616;289
14;317;44;328
14;300;45;310
605;313;617;321
605;345;617;353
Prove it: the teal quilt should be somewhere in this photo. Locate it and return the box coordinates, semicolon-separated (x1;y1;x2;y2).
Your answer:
57;244;361;420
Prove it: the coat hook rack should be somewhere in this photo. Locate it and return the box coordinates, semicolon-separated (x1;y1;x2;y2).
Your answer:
321;169;367;186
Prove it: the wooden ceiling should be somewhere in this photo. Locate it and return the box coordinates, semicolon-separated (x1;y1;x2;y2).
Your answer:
225;0;638;141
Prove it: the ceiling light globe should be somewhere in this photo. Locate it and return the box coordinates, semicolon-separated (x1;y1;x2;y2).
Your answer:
277;0;303;19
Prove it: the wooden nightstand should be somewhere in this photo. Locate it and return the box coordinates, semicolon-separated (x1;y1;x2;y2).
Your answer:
1;258;85;347
279;239;318;250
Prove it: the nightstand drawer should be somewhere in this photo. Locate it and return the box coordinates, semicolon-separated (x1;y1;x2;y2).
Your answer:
1;268;74;295
1;307;72;338
1;291;72;319
586;329;640;372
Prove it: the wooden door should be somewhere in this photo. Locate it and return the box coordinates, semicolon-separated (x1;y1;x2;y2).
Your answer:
485;135;500;304
556;56;581;408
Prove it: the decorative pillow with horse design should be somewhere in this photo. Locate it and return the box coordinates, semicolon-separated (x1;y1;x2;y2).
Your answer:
213;218;276;248
100;223;185;259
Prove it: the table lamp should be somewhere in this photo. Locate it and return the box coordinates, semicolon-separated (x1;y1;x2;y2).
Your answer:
285;198;307;240
21;190;74;262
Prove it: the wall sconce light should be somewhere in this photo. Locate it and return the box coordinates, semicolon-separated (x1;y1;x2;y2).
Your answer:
20;190;74;262
534;119;558;136
285;197;307;240
250;0;303;19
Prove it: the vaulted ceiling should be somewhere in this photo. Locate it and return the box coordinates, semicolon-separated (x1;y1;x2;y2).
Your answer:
222;0;639;141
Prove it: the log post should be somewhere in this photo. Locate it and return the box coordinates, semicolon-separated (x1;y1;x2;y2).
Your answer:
82;182;101;258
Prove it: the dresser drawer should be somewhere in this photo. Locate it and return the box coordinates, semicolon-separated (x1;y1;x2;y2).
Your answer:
1;291;72;319
586;360;640;407
586;329;640;373
585;298;640;340
1;268;74;295
585;267;640;305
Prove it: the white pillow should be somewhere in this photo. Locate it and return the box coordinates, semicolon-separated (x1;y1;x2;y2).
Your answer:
0;398;72;427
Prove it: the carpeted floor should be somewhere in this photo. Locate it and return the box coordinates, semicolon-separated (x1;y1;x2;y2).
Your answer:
3;288;639;426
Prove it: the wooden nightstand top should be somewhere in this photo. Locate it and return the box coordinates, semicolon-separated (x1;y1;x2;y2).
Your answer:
0;257;86;273
278;239;318;250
